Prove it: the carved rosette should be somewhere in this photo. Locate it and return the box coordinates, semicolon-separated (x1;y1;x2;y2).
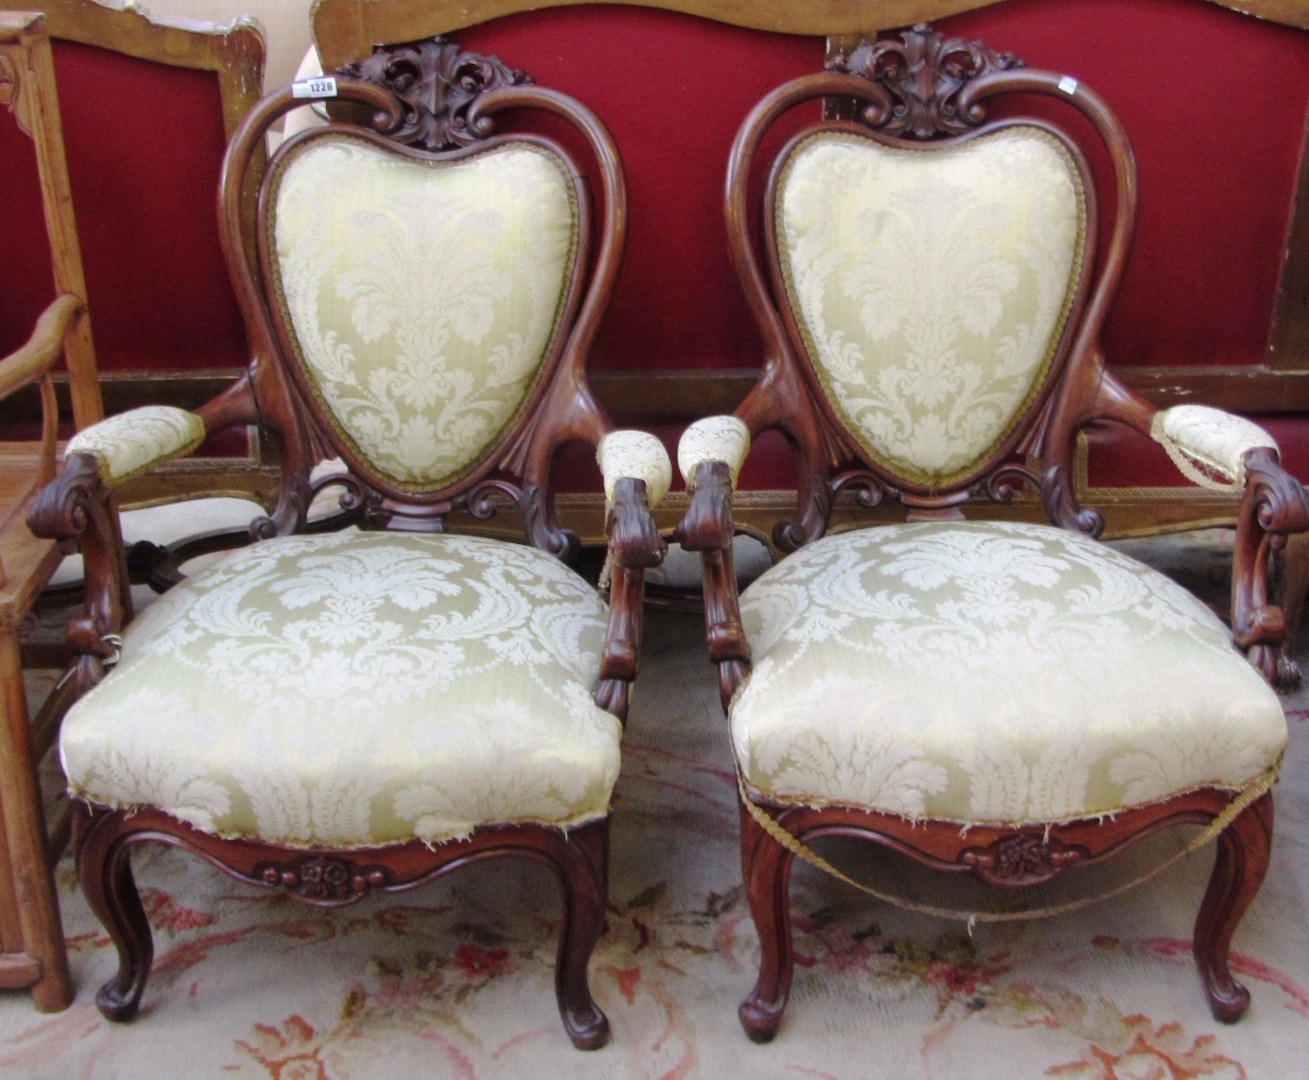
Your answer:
342;37;530;151
828;23;1022;138
258;854;391;904
959;833;1086;886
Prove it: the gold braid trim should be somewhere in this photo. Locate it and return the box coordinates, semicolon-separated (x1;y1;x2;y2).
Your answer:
738;766;1278;924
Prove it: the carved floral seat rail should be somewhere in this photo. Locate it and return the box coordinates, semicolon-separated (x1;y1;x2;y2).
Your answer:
674;26;1309;1042
28;37;672;1049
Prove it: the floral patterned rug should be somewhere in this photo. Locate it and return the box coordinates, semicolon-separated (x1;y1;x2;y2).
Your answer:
1;531;1307;1079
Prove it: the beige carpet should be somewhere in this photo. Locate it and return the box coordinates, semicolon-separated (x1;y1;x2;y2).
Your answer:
1;529;1306;1078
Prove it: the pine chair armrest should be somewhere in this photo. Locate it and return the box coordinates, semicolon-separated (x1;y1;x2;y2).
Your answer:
0;293;82;400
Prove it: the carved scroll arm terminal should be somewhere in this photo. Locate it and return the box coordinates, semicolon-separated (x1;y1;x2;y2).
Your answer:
594;432;670;721
26;372;265;691
674;417;753;711
1086;374;1309;687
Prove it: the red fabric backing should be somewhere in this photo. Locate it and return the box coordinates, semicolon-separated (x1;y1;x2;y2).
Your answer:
1087;416;1309;488
0;41;248;372
458;10;822;372
459;2;1306;493
459;1;1306;380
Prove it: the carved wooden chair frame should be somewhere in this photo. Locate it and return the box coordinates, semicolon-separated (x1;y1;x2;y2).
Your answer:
28;37;665;1048
674;25;1309;1040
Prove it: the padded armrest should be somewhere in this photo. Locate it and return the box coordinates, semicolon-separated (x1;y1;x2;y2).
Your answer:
1150;404;1278;490
597;429;672;507
678;415;750;490
65;405;206;487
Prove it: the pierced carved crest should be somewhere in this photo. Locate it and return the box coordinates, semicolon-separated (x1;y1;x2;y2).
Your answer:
341;37;530;152
828;24;1022;138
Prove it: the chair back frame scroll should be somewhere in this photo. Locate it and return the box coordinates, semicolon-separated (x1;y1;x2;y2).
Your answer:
723;27;1137;553
220;37;626;558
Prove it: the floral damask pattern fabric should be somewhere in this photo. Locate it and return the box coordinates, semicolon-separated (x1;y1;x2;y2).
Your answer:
270;136;577;490
65;406;205;486
775;128;1085;489
732;521;1285;824
677;415;751;488
60;531;620;848
597;429;672;506
1151;404;1279;490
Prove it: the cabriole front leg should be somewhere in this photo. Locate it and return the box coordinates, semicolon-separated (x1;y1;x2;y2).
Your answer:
738;797;796;1043
1193;792;1273;1022
77;810;154;1021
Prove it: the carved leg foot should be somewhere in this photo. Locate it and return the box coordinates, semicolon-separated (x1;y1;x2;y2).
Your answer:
1193;793;1273;1023
78;813;153;1022
738;797;796;1043
552;820;610;1050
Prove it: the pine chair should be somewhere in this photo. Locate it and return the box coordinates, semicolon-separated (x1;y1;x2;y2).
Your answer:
29;37;670;1048
0;11;103;1012
674;24;1308;1041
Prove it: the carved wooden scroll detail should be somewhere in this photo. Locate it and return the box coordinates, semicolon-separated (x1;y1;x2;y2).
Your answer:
828;23;1022;138
340;37;529;151
959;833;1087;886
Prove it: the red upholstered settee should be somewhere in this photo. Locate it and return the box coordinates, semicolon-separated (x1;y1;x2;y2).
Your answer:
314;0;1309;627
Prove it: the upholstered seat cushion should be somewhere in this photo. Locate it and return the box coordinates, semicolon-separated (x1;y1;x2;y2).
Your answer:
732;521;1286;825
60;531;620;849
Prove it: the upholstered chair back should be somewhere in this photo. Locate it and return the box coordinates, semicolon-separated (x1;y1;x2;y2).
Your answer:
267;134;579;491
215;38;631;547
772;125;1087;490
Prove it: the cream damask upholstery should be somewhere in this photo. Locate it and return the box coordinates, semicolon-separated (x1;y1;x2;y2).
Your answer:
60;530;621;848
64;406;206;486
775;127;1085;489
598;429;672;506
678;415;751;489
732;521;1285;825
270;135;577;490
1150;404;1280;490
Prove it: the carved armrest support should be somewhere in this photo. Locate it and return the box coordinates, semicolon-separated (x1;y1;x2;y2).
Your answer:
1232;448;1309;689
592;429;670;721
28;452;131;691
594;477;668;723
62;405;206;489
674;459;752;712
597;428;671;570
675;416;750;553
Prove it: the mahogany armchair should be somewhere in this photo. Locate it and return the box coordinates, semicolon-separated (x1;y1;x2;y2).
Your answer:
675;25;1308;1041
28;38;670;1048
